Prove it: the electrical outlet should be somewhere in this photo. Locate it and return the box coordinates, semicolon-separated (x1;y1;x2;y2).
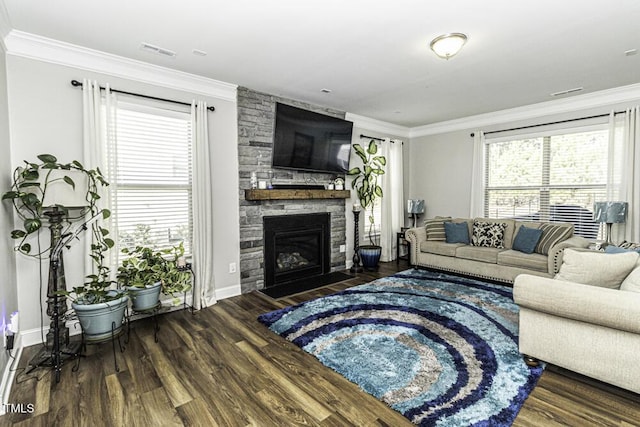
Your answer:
6;334;14;351
339;244;346;253
229;262;237;274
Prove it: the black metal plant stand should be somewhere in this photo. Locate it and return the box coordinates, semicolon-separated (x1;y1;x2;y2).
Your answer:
350;209;363;273
26;208;82;383
76;320;126;373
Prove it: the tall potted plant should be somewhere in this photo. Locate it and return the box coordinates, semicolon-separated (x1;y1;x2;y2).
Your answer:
348;140;386;270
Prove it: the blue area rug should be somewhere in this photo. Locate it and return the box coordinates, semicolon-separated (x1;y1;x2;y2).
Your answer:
258;269;544;426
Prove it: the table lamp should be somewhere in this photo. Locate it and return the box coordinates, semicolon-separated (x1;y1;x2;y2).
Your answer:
407;199;425;228
593;201;628;246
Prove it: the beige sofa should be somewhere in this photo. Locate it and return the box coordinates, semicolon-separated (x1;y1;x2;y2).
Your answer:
514;250;640;393
405;217;589;283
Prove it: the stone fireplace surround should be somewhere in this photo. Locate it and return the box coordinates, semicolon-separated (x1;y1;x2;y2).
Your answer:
237;87;348;293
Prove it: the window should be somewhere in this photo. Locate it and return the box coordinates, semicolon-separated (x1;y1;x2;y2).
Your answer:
110;101;193;258
484;126;611;239
362;198;382;244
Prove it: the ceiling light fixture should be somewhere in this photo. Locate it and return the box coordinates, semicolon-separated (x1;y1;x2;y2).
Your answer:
430;33;468;59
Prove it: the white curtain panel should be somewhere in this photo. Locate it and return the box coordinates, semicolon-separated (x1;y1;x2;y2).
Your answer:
470;131;485;218
380;138;404;262
82;79;118;277
191;101;217;309
611;106;640;242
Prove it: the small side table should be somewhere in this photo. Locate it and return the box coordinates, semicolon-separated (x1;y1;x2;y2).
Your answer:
397;228;410;265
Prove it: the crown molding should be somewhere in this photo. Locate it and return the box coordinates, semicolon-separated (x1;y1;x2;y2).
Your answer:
4;30;237;102
0;3;11;51
410;82;640;138
345;112;411;139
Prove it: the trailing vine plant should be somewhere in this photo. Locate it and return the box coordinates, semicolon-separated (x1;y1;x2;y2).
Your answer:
2;154;118;303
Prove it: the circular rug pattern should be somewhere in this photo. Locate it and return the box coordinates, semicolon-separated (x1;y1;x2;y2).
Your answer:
258;269;544;426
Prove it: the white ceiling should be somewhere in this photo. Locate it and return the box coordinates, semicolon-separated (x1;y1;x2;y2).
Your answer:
2;0;640;127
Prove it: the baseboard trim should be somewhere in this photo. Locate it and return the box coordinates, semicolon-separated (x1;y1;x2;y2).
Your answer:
0;333;24;415
215;284;241;300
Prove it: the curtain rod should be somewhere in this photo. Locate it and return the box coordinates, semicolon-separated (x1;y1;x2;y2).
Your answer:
70;80;215;112
469;111;625;138
360;134;401;143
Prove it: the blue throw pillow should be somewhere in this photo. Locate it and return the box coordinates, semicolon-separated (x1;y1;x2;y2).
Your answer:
512;225;543;254
444;221;470;244
604;245;640;254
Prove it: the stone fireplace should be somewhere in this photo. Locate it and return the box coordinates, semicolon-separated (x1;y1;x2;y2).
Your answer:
237;87;348;293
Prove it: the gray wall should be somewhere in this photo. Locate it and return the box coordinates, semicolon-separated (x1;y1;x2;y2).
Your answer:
5;55;241;336
0;43;18;403
408;102;640;220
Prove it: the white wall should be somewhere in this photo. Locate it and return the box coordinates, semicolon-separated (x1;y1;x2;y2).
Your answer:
5;55;241;337
0;43;19;412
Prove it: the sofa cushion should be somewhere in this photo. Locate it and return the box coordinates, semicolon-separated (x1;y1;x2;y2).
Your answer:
497;249;548;273
512;225;544;254
535;223;573;255
471;220;508;248
444;221;470;244
554;248;639;289
420;241;465;257
424;216;451;241
620;266;640;293
455;246;503;264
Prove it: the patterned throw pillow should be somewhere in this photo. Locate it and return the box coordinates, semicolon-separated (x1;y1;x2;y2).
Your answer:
619;241;640;250
534;223;573;255
424;217;451;241
471;221;507;248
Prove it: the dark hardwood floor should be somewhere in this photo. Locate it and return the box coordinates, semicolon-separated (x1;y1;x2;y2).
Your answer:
2;261;639;426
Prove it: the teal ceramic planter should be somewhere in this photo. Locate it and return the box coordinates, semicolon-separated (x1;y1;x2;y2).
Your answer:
127;281;161;311
73;295;129;343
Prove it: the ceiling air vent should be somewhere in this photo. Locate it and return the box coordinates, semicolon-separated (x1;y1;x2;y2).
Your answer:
140;42;176;57
550;87;583;97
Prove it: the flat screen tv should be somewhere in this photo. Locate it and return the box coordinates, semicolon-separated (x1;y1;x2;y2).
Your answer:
272;103;353;174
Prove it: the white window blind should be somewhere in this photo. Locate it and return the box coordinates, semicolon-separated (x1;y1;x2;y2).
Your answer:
112;102;193;257
484;127;610;239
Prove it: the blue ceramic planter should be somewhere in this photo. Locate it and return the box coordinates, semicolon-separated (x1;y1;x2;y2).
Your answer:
359;245;382;271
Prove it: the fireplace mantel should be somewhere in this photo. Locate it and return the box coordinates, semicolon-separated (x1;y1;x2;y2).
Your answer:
245;189;350;201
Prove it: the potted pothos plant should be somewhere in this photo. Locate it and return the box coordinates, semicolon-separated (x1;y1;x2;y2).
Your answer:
3;154;128;343
347;140;386;270
117;242;192;310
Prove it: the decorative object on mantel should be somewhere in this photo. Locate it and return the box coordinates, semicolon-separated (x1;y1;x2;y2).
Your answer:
593;201;628;247
258;269;544;427
334;177;345;191
407;199;425;228
350;203;363;273
348;140;386;270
